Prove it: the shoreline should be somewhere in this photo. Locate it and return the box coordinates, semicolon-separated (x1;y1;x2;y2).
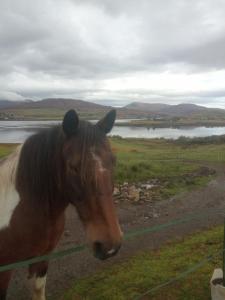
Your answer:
1;118;225;128
116;120;225;128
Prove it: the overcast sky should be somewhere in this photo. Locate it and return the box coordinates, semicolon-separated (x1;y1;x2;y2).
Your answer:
1;0;225;108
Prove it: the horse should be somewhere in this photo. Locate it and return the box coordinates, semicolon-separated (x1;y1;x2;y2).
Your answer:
0;109;122;300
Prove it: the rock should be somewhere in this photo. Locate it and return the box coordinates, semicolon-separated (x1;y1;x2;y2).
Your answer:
113;187;120;196
128;185;140;202
141;184;155;190
153;212;159;218
112;179;163;204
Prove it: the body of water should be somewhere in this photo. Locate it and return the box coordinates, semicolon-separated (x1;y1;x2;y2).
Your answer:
0;120;225;143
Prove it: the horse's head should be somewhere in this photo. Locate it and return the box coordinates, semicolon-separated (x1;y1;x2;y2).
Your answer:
62;109;122;260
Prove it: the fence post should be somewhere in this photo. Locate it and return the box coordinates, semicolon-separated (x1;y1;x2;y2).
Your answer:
222;216;225;288
210;215;225;299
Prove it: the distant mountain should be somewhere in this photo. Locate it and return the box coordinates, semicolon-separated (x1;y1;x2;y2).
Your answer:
125;102;225;118
0;98;113;120
0;98;153;120
125;102;170;112
0;100;24;109
0;99;33;109
7;98;111;110
1;98;225;121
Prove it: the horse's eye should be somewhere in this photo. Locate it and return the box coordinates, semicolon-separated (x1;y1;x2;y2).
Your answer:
68;163;79;174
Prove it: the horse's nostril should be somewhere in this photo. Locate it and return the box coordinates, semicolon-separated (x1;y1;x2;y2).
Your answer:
94;241;103;253
93;241;105;260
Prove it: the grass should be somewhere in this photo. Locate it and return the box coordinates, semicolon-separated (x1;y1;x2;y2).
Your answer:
110;137;225;164
0;143;17;159
110;137;223;198
62;225;223;300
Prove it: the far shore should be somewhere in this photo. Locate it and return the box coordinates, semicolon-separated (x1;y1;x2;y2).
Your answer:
116;119;225;128
1;117;225;128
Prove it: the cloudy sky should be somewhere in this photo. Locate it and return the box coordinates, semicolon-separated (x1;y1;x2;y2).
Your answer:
1;0;225;108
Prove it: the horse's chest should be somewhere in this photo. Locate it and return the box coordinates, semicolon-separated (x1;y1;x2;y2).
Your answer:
0;207;65;263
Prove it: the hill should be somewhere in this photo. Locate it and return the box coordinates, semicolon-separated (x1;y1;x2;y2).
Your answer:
11;98;109;110
1;98;225;124
125;102;170;112
0;98;112;120
0;98;155;120
125;102;225;119
0;100;25;109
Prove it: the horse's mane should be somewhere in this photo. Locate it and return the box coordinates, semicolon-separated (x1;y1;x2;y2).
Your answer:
16;121;105;209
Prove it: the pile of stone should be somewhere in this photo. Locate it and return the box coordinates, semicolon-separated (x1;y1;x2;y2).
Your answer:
113;179;160;203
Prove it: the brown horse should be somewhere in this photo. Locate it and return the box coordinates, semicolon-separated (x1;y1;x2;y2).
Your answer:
0;109;122;300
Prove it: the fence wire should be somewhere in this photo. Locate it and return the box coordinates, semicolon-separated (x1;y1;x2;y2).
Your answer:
134;254;215;300
0;208;222;273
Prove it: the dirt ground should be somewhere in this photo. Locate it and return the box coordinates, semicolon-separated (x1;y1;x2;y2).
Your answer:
7;161;225;300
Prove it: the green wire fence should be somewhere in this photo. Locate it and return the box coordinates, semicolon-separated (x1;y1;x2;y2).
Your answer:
0;209;222;273
134;252;219;300
0;208;224;299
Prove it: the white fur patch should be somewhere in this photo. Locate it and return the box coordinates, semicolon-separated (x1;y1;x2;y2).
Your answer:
30;275;47;300
91;152;106;173
0;146;21;230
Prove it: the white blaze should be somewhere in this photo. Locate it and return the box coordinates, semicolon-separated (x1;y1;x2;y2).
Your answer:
91;152;106;173
0;146;21;230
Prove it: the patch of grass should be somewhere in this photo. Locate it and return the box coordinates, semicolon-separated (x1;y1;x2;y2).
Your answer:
110;137;225;164
0;144;17;159
110;137;220;198
160;175;214;199
175;134;225;145
114;159;199;184
62;226;223;300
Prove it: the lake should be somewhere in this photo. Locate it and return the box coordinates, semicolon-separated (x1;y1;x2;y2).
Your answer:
0;120;225;143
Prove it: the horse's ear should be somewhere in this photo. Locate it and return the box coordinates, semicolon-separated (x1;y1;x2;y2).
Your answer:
62;109;79;137
96;109;116;134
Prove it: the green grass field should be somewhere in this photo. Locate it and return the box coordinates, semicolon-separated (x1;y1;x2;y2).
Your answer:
62;225;223;300
110;137;225;165
0;144;18;158
110;137;225;198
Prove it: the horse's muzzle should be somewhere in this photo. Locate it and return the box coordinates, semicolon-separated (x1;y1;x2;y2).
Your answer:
93;241;121;260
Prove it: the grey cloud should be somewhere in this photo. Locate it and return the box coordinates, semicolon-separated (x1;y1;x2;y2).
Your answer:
0;0;141;78
2;0;224;78
1;0;225;106
173;35;225;70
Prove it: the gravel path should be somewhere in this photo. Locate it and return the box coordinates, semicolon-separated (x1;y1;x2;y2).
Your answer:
7;161;225;300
